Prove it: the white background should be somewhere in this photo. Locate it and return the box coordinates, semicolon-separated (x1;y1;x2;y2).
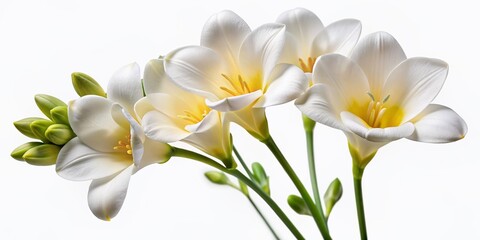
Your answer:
0;0;478;239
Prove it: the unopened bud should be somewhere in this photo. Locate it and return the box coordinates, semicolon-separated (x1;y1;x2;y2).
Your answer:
287;195;311;216
324;178;343;219
22;144;60;166
11;142;43;161
45;124;75;145
252;162;270;195
50;106;69;124
34;94;67;119
71;72;106;97
204;171;229;185
30;119;54;143
13;117;45;139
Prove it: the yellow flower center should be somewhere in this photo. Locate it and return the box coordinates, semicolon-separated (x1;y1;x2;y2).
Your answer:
219;74;252;96
358;93;404;128
177;109;209;124
113;135;132;155
299;57;317;73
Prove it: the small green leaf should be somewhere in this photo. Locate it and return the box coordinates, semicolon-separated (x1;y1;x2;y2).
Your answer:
13;117;46;139
23;144;60;166
50;106;69;124
11;142;43;161
287;195;311;216
324;178;343;219
45;124;75;145
71;72;106;97
34;94;66;119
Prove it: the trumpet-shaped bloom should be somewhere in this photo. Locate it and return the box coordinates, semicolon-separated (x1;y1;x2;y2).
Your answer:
296;32;467;166
135;59;235;168
56;63;171;220
164;10;308;140
276;8;361;75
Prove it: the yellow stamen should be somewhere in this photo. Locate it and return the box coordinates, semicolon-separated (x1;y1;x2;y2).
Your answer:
299;57;317;73
219;74;252;96
113;135;132;155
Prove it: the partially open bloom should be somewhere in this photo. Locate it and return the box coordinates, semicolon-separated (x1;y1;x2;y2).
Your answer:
135;59;235;168
164;10;308;140
56;63;171;220
296;32;467;167
276;8;361;77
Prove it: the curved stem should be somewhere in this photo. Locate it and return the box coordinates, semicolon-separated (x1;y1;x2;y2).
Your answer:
353;165;367;240
246;196;280;240
262;136;331;240
171;147;304;240
304;125;324;215
233;145;254;180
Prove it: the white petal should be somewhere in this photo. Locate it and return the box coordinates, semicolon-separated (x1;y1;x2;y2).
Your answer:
142;111;191;143
69;96;128;152
341;111;414;142
239;23;286;83
225;106;269;140
107;63;144;115
135;138;171;171
312;54;371;110
88;165;133;221
254;64;308;108
143;58;180;95
344;131;388;161
351;32;407;98
407;104;467;143
164;46;227;100
206;90;262;112
133;97;156;119
201;10;251;72
278;32;301;66
295;84;346;131
56;138;131;181
311;19;362;56
383;57;449;122
120;107;145;167
183;111;232;161
276;8;324;57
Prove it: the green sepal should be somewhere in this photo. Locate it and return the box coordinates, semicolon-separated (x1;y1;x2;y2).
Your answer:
287;194;311;216
34;94;67;119
30;119;54;143
22;144;60;166
71;72;106;97
11;142;43;161
13;117;46;139
252;162;270;196
324;178;343;219
204;171;230;185
50;106;69;124
45;124;75;145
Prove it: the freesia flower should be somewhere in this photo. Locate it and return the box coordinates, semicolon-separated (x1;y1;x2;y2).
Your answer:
135;59;235;168
163;10;308;140
277;8;361;76
56;63;172;220
296;32;467;167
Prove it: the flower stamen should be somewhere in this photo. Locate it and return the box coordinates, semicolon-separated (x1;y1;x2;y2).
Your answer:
365;93;389;128
299;57;317;73
219;74;252;96
113;135;132;155
177;110;203;124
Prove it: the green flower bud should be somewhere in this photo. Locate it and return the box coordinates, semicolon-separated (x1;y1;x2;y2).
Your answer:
11;142;43;161
239;181;249;196
50;106;69;124
324;178;343;219
204;171;230;185
287;195;311;216
13;117;46;139
71;72;106;97
34;94;67;119
30;119;54;143
45;124;75;145
22;144;60;166
252;162;270;196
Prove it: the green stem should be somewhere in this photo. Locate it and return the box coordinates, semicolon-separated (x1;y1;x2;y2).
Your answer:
246;196;280;240
353;165;367;240
171;147;304;240
262;136;331;240
233;145;254;180
303;118;324;217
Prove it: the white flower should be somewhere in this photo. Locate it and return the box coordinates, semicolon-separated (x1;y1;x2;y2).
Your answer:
135;59;235;168
163;10;308;140
296;32;467;166
56;63;171;220
277;8;362;74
